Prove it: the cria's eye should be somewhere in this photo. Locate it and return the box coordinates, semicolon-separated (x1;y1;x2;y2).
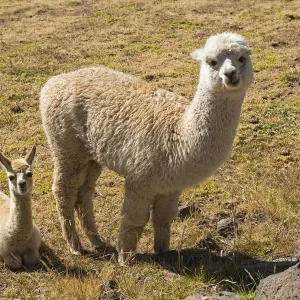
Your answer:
209;60;218;67
8;175;15;181
26;172;33;178
239;56;245;63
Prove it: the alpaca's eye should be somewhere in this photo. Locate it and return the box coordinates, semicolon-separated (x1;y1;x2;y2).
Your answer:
8;175;15;181
26;172;33;178
209;60;218;67
239;56;245;64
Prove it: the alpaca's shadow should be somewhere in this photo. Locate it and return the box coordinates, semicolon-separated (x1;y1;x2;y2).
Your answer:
133;248;299;289
37;242;117;275
21;242;73;275
81;243;118;261
20;242;116;276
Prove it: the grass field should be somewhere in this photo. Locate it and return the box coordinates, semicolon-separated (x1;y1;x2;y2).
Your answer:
0;0;299;299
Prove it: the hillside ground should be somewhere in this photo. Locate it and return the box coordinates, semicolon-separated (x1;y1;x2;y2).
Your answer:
0;0;299;299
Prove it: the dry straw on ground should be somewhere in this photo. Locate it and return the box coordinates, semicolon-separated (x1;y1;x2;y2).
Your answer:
0;0;299;299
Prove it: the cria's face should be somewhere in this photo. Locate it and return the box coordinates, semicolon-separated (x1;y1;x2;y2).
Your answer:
8;166;33;195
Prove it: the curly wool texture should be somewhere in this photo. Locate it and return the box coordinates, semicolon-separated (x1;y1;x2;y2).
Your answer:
40;32;253;263
0;152;41;269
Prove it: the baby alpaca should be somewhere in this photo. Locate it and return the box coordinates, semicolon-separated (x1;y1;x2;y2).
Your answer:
0;146;41;269
40;32;253;264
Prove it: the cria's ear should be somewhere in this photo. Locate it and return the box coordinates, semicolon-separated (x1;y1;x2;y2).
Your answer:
191;48;204;61
25;145;36;166
0;152;12;172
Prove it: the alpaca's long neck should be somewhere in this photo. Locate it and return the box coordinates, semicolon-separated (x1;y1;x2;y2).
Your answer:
8;191;33;234
184;85;245;134
179;83;245;183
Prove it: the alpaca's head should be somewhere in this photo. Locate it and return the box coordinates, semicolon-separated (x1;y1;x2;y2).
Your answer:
0;146;36;196
191;32;253;92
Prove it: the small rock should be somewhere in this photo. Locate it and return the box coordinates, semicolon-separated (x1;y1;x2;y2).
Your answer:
178;203;199;219
217;218;234;237
185;290;241;300
254;263;300;300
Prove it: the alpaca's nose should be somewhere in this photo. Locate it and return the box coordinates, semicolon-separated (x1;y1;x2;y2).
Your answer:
224;69;238;82
19;181;26;189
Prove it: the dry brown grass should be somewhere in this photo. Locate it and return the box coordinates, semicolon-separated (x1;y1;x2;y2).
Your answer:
0;0;299;299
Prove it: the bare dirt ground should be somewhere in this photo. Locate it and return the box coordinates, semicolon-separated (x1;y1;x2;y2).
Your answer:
0;0;299;299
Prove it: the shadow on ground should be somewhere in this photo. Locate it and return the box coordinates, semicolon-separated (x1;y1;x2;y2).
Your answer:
134;248;299;290
21;241;117;276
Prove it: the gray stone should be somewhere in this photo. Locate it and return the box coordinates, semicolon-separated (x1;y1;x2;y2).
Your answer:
178;203;199;219
217;218;234;237
255;263;300;300
185;290;241;300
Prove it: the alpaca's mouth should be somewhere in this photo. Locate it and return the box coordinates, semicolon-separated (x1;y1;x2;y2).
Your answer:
18;186;28;194
223;76;241;89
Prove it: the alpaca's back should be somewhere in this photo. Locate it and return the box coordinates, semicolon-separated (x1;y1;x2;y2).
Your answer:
40;66;189;178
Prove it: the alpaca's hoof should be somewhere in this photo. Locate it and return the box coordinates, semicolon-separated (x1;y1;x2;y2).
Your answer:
69;248;82;255
118;250;135;266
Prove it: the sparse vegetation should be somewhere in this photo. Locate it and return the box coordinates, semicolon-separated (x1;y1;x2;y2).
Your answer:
0;0;299;299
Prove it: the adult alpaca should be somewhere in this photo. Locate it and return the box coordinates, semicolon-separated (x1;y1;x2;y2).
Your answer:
40;32;253;264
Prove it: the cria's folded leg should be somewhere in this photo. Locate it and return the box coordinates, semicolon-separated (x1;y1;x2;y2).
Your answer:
3;253;22;269
152;191;180;253
118;181;151;265
75;160;106;249
23;248;40;267
23;226;42;267
53;158;89;255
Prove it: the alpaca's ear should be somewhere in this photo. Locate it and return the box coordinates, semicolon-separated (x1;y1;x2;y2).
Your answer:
191;48;204;61
0;152;12;172
25;146;36;166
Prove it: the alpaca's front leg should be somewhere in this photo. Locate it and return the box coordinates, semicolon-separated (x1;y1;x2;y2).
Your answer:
152;191;180;253
118;182;151;265
53;167;83;255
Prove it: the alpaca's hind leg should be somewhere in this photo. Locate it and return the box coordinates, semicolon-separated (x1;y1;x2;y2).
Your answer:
3;253;22;269
53;159;89;255
152;191;181;253
118;181;151;265
75;160;105;249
